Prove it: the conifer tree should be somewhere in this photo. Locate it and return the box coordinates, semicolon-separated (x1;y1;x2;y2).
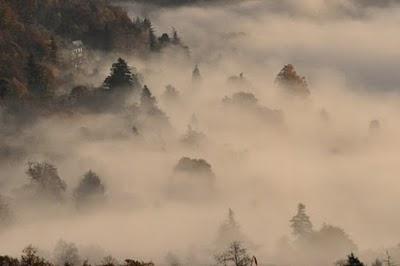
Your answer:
192;64;202;83
103;58;139;91
290;203;313;237
73;170;105;206
342;253;365;266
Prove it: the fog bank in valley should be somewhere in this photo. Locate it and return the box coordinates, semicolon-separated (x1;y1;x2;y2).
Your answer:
1;0;400;265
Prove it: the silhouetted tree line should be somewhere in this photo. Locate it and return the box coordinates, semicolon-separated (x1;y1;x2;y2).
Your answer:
0;245;154;266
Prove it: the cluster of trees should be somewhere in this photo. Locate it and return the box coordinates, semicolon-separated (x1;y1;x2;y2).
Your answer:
4;161;106;213
0;0;188;110
275;64;310;97
212;206;382;266
173;157;214;176
0;244;154;266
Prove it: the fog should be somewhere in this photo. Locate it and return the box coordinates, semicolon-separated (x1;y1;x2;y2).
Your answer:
1;0;400;265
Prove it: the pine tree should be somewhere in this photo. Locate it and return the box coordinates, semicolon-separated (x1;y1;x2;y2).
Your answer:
342;253;365;266
290;203;313;237
103;58;139;91
141;85;157;108
192;64;202;83
73;170;105;206
143;18;159;51
216;208;246;247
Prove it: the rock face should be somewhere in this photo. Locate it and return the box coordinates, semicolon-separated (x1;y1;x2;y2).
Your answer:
167;157;215;201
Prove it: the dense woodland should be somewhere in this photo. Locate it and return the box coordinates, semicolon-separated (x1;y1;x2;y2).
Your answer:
0;0;188;110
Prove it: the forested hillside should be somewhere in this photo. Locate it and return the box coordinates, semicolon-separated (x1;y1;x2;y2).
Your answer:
0;0;187;104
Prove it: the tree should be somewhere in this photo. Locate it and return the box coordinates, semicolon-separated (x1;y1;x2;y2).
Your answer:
143;18;159;51
215;241;252;266
275;64;310;97
141;85;157;108
124;259;155;266
290;203;313;238
162;84;180;103
340;253;365;266
0;255;19;266
73;170;105;206
101;255;119;266
21;245;51;266
53;240;81;266
216;209;246;247
140;85;166;117
25;161;66;201
103;58;139;91
192;64;202;83
174;157;214;176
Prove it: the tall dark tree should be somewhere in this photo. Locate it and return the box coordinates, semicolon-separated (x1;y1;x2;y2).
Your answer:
103;58;139;91
341;253;365;266
73;170;106;206
143;18;158;51
290;203;313;237
141;85;157;108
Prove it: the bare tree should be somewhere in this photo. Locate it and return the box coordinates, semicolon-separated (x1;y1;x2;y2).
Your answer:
215;241;252;266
